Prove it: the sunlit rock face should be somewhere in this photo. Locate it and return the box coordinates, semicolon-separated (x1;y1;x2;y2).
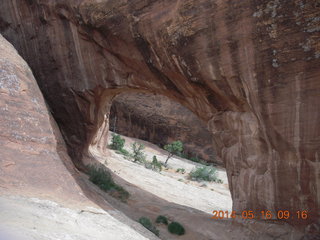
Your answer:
110;93;220;164
0;0;319;228
0;34;86;202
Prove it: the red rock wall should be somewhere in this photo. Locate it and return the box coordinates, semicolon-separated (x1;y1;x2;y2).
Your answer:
110;93;220;164
0;0;319;227
0;34;87;203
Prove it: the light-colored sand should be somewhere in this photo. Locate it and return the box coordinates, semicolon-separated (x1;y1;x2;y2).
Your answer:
91;133;232;215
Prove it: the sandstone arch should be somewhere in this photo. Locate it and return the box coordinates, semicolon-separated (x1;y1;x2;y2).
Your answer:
0;0;319;227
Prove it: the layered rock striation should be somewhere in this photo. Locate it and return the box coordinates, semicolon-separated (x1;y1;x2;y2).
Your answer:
0;0;319;228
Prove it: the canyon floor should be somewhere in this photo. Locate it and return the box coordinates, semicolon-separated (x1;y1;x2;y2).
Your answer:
88;133;302;240
96;132;232;214
0;133;304;240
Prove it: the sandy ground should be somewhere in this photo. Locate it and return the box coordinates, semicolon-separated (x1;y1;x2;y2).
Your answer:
94;133;232;215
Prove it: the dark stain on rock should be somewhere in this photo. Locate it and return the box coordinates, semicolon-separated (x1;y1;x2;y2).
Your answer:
134;34;183;95
0;17;11;32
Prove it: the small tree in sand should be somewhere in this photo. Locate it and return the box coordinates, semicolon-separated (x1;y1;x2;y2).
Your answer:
164;141;183;166
110;133;125;151
131;142;146;163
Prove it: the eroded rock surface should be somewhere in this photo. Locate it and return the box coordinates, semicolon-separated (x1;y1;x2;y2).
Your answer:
0;33;84;201
0;0;319;230
110;93;219;164
0;34;159;240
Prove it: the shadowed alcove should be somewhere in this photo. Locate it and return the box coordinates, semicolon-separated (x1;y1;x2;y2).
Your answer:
109;92;222;165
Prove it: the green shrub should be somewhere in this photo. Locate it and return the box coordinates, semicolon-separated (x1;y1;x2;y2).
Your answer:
110;134;125;151
87;165;129;202
138;217;159;236
116;148;129;156
151;156;162;172
132;142;146;163
164;141;183;165
143;156;162;172
189;156;200;163
189;166;222;183
156;215;168;225
176;168;186;174
168;222;185;235
188;155;212;166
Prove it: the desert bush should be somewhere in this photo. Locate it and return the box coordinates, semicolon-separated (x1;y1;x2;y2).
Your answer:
200;160;211;166
189;166;222;183
110;134;125;151
164;141;183;165
176;168;186;174
189;156;200;163
156;215;168;225
116;148;129;156
187;154;212;166
138;217;159;236
151;156;162;172
131;142;146;163
143;156;162;172
168;221;185;235
87;165;129;202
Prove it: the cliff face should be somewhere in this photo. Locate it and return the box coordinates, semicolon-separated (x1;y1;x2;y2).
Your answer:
0;34;86;203
0;0;319;227
110;93;219;164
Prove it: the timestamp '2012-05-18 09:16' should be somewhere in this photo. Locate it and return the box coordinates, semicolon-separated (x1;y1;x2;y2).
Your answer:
211;210;309;220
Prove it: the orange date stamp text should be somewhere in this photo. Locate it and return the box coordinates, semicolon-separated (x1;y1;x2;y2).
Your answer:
210;210;309;220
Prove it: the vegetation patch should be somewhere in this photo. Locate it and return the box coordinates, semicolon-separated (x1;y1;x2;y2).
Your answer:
110;133;125;151
164;140;183;166
168;221;185;235
87;165;129;202
156;215;168;225
176;168;186;174
138;217;159;236
151;156;162;172
131;142;146;163
189;156;200;163
189;166;223;183
116;148;130;156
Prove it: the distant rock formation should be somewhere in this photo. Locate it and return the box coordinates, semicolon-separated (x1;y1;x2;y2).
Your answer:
110;93;221;165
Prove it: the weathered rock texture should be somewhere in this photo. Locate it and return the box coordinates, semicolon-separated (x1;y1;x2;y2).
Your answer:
110;93;219;164
0;33;85;202
0;32;161;240
0;0;319;229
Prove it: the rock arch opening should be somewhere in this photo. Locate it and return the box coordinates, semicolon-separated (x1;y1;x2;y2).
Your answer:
87;90;233;219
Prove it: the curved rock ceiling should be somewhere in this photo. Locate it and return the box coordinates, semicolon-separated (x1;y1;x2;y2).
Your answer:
0;0;319;227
